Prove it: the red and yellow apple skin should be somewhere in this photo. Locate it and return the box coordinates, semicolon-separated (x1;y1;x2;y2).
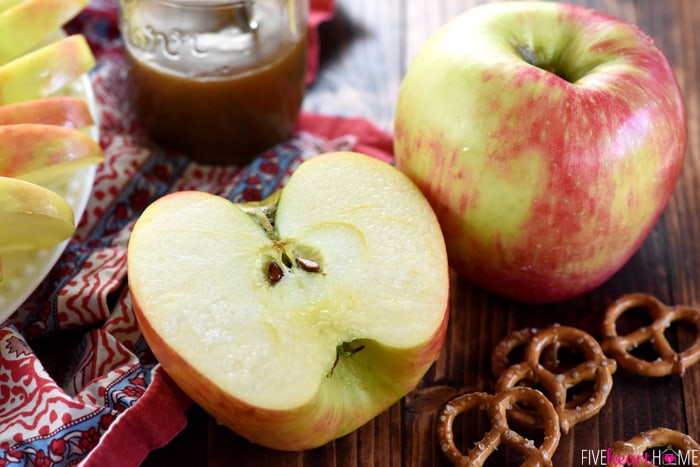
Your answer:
133;299;449;450
394;2;686;303
0;123;103;184
0;34;95;105
128;152;450;451
0;0;90;65
0;96;93;128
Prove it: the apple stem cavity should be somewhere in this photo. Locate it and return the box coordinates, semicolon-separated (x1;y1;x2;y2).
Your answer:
513;44;584;84
327;342;366;378
513;43;572;83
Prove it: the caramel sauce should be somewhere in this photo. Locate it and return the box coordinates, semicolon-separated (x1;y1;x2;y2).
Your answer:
126;31;307;165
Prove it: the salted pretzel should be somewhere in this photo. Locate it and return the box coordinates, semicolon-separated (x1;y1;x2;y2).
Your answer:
495;325;617;434
601;293;700;377
610;428;700;466
437;386;560;466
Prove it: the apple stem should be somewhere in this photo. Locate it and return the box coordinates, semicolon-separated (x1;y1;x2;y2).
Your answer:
327;342;366;378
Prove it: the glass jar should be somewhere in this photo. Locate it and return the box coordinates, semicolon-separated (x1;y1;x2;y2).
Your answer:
119;0;308;165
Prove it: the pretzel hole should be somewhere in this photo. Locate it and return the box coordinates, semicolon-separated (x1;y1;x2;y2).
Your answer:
626;339;661;363
663;318;699;354
544;344;587;373
565;379;595;410
614;305;655;335
450;403;511;466
507;380;553;432
504;397;548;457
501;344;527;370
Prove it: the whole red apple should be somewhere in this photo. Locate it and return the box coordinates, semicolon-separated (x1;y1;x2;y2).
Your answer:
394;1;686;303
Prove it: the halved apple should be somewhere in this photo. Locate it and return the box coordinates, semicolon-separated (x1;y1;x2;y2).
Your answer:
0;0;90;65
127;152;450;451
0;34;95;105
0;96;94;128
0;176;75;251
0;123;103;185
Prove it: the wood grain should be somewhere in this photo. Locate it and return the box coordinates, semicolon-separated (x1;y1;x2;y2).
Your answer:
143;1;700;465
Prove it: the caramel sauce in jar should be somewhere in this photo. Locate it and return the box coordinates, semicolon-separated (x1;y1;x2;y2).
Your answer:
120;0;308;165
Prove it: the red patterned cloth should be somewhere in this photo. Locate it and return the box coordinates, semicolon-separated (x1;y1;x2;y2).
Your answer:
0;1;393;465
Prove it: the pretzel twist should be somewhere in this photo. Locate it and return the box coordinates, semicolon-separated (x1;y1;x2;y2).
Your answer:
601;293;700;377
610;428;700;466
495;325;616;434
437;387;560;467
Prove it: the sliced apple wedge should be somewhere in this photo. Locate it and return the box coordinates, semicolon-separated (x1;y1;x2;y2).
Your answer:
0;0;22;14
0;96;94;128
0;123;103;185
0;34;95;105
0;0;90;65
127;152;450;451
0;176;75;252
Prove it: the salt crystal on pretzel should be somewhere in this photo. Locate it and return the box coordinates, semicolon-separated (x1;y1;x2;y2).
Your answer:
494;325;617;434
601;293;700;377
437;387;560;467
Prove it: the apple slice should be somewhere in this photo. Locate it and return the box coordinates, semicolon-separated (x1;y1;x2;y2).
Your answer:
0;176;75;252
0;0;22;14
0;123;103;185
0;0;90;65
0;96;94;128
127;152;450;450
0;34;95;105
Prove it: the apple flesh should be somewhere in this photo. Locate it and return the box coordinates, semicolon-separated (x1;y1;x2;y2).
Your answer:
0;0;90;65
0;34;95;105
127;152;449;450
0;123;103;185
0;176;75;252
0;96;94;128
394;2;686;303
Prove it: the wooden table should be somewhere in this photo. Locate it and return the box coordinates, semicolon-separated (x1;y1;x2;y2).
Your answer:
143;1;700;465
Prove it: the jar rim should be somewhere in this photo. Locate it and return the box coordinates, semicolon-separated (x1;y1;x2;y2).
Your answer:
159;0;252;8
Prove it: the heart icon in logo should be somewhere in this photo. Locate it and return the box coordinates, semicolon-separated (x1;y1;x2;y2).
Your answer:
663;453;676;463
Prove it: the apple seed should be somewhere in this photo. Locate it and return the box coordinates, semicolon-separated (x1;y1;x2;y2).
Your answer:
295;256;321;273
267;260;284;283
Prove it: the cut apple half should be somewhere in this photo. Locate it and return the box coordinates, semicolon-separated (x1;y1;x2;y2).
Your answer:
0;176;75;252
127;152;450;450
